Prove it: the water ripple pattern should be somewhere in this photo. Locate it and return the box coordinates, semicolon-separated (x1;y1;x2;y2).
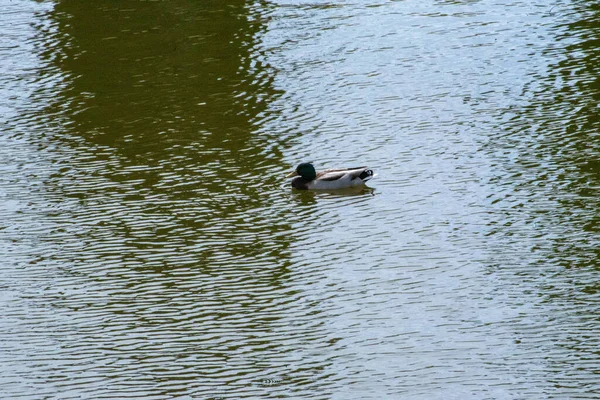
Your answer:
1;1;600;399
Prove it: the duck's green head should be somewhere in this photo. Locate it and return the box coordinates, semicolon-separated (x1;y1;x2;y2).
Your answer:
286;162;316;180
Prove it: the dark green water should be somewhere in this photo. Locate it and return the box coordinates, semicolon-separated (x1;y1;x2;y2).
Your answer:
1;1;600;398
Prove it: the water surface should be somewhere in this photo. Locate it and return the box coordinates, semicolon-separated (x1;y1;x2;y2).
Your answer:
2;0;600;399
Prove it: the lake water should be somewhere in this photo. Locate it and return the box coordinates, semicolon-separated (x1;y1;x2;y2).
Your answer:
2;1;600;399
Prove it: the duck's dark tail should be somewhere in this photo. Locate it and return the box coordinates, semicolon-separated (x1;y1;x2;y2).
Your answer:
359;169;374;182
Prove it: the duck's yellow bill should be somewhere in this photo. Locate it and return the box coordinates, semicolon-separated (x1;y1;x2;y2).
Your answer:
286;170;298;178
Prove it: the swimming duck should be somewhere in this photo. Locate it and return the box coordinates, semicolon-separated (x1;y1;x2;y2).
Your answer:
286;162;374;190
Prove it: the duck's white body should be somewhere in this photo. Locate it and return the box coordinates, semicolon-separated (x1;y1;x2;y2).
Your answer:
288;164;374;190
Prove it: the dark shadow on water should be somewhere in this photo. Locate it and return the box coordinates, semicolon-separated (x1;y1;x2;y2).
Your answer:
292;185;376;198
286;185;376;211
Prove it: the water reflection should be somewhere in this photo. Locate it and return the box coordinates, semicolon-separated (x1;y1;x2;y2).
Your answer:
3;0;600;398
292;186;375;199
485;1;600;396
2;1;341;398
489;1;600;264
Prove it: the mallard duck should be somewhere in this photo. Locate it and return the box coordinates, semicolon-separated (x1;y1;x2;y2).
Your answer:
286;162;374;190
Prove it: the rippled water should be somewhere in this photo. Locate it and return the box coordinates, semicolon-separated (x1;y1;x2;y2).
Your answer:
2;0;600;398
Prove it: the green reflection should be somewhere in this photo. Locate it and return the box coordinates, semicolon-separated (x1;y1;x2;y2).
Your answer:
27;2;337;395
491;3;600;266
52;0;279;149
44;0;289;248
38;0;303;278
489;4;600;390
